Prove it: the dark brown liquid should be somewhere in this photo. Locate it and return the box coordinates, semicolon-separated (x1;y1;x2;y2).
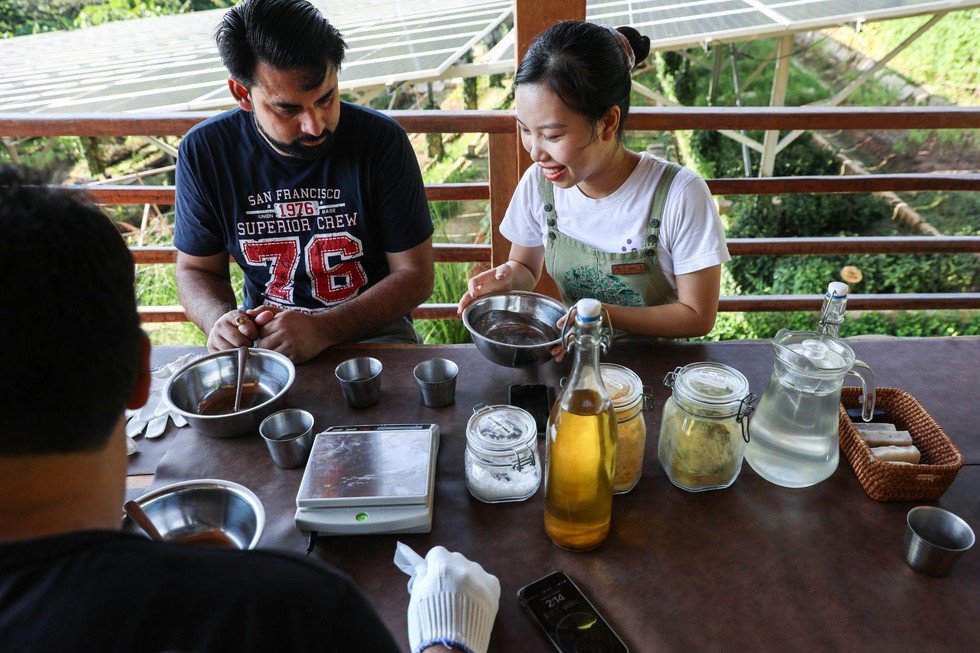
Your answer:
197;384;272;415
473;310;559;345
173;529;238;548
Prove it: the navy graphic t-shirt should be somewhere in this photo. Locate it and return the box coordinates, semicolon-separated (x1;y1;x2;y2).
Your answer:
174;103;432;313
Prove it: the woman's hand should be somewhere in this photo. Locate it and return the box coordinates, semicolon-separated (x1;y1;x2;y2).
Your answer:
550;310;572;362
457;264;515;314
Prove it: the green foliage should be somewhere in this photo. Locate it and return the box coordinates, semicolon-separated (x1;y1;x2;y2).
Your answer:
653;51;698;105
1;1;77;36
415;262;471;345
0;0;233;37
75;0;190;27
0;137;84;178
830;10;980;107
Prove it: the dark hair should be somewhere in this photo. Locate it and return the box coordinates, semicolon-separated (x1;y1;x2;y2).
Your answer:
216;0;347;91
0;165;143;455
515;21;651;139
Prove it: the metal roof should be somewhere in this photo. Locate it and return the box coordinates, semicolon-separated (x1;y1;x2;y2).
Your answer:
0;0;976;114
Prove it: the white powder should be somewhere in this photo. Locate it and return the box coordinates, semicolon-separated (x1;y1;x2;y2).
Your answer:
465;451;540;502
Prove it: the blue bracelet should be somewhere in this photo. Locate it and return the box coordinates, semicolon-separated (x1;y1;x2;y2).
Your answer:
415;637;473;653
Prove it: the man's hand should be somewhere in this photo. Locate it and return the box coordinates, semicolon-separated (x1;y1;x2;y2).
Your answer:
251;308;328;364
206;309;261;352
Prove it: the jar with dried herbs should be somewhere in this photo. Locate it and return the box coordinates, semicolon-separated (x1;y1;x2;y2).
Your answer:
659;362;754;492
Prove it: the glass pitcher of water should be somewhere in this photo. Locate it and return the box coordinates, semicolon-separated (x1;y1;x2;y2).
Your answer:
744;329;876;488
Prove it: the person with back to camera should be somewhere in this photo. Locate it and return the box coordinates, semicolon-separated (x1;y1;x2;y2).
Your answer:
175;0;434;364
458;20;729;350
0;164;499;653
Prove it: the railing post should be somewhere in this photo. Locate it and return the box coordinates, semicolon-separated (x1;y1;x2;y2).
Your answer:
488;132;520;270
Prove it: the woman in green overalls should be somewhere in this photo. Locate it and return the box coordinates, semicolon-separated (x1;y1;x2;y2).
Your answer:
458;20;729;352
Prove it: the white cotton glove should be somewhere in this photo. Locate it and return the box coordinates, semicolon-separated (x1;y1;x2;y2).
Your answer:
124;353;195;448
394;542;500;653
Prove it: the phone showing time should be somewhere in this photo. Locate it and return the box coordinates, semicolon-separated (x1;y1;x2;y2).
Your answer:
517;570;628;653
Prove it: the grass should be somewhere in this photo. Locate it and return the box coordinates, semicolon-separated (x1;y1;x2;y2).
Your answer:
415;260;472;345
827;10;979;107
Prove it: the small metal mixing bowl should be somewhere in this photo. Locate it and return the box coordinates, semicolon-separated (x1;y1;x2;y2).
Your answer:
121;479;265;550
462;291;567;367
163;348;295;438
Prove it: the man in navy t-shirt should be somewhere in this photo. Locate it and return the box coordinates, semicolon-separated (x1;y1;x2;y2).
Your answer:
175;0;434;363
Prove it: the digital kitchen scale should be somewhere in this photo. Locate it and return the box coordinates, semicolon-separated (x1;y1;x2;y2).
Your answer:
295;423;439;537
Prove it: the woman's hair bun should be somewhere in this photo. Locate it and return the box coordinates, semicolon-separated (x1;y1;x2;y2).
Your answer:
618;26;651;67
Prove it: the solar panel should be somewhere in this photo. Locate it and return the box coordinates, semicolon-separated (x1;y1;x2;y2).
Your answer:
0;0;512;113
0;0;975;113
586;0;980;52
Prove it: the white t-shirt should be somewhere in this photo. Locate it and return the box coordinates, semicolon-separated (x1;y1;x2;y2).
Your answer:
500;152;730;291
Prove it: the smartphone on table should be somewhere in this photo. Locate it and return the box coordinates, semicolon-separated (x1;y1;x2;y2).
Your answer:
517;570;628;652
509;384;555;437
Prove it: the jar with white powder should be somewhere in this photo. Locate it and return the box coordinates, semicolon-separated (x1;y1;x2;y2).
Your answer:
465;404;540;503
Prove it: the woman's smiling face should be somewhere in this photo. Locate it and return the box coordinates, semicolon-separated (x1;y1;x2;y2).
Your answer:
515;82;619;196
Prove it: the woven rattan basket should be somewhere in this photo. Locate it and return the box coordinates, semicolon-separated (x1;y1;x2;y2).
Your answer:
839;387;963;502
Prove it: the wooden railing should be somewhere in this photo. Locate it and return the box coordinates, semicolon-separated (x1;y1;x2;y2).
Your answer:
2;106;978;322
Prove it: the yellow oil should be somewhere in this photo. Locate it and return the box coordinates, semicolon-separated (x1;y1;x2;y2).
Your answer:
544;388;616;550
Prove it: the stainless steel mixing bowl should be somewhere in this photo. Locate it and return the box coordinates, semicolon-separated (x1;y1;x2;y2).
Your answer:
461;291;567;367
121;479;265;550
163;348;295;438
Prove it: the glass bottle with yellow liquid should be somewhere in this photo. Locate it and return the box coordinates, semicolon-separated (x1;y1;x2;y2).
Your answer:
544;298;617;551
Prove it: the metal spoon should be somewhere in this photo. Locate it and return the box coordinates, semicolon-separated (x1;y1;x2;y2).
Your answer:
233;346;249;413
123;500;165;542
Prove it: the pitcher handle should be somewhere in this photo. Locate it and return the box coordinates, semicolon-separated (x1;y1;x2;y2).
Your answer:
848;359;877;421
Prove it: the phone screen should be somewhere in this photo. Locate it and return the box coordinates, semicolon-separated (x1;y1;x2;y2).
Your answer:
509;384;555;436
518;571;628;653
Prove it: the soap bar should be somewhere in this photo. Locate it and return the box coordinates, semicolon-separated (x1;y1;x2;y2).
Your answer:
871;445;921;464
858;430;914;448
853;422;897;432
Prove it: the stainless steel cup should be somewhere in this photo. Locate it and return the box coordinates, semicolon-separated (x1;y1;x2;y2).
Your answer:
335;357;382;408
259;409;315;469
413;358;458;408
903;506;975;577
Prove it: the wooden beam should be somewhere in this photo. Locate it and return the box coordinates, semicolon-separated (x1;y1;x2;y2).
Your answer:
131;243;492;266
511;1;588;172
488;132;519;270
58;172;978;207
718;293;980;312
625;106;980;131
726;236;980;256
130;237;979;267
760;35;793;177
138;292;980;324
4;107;977;140
707;173;980;194
514;0;585;61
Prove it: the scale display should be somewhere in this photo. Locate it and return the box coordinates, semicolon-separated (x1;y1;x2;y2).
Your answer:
295;424;439;535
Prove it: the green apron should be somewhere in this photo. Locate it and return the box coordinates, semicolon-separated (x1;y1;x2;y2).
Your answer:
542;162;683;340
